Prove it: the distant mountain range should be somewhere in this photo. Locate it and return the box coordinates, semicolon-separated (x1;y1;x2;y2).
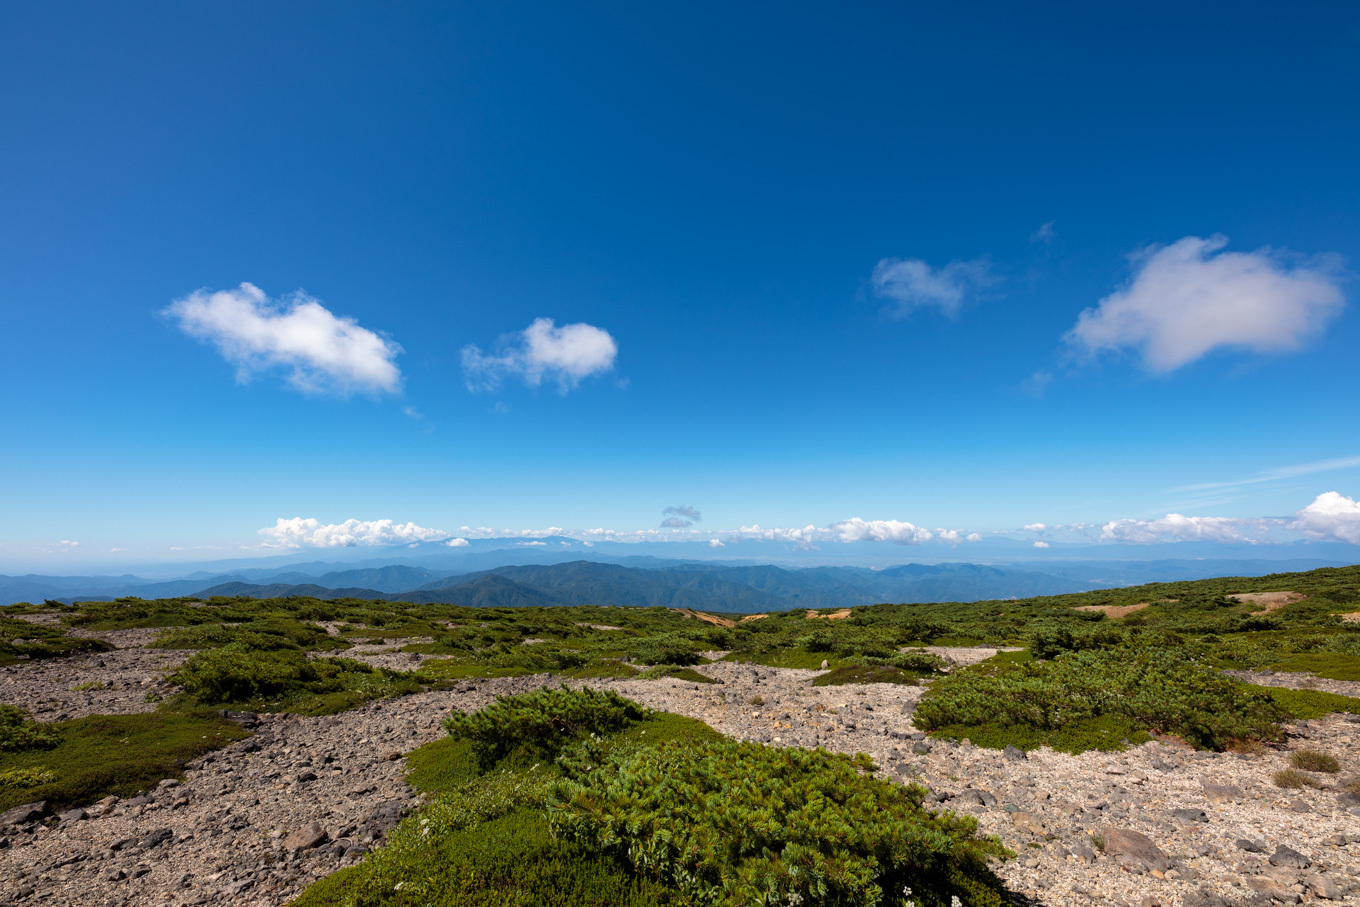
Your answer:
4;554;1354;612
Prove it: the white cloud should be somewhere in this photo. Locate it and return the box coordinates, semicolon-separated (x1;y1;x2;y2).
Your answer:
59;540;79;547
937;529;961;543
1023;523;1047;532
445;538;470;548
871;256;995;317
1064;235;1345;372
830;518;933;545
518;540;547;547
708;539;725;548
462;318;617;393
1033;541;1050;548
1031;222;1056;244
1098;513;1275;544
1288;492;1360;545
966;532;983;542
259;517;449;548
165;283;402;395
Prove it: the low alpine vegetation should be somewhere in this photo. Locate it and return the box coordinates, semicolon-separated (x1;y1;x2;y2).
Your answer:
549;738;1010;907
1289;750;1340;773
1273;768;1324;789
0;704;60;752
442;686;648;769
915;646;1285;752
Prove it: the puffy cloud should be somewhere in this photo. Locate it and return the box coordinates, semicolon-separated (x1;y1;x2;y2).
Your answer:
59;540;79;547
830;518;933;545
1033;541;1050;548
462;318;617;393
1288;492;1360;545
660;518;691;528
259;517;449;548
709;539;725;548
936;529;961;543
871;256;995;317
165;283;402;395
1098;513;1274;544
1023;523;1047;532
663;505;702;521
966;532;983;542
1064;235;1345;372
445;538;470;548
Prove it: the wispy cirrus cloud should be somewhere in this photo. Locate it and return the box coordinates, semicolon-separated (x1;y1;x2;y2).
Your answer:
164;283;402;395
1064;235;1345;372
871;255;996;317
462;318;617;393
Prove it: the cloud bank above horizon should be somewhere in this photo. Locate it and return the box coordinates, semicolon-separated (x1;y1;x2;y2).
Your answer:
249;492;1360;552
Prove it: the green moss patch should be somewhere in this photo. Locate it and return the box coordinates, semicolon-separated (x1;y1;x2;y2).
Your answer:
1259;686;1360;720
0;710;249;812
813;664;922;686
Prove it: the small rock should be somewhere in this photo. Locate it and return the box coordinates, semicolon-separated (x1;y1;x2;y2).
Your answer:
297;771;317;783
1269;844;1310;869
1201;782;1245;804
140;827;173;850
1182;888;1234;907
1101;826;1174;873
1237;838;1268;853
911;741;932;755
283;822;328;851
0;801;47;827
1304;872;1343;900
58;808;87;824
1003;744;1027;761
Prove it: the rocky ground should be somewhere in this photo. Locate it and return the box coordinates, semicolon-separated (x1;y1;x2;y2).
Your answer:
2;636;1359;907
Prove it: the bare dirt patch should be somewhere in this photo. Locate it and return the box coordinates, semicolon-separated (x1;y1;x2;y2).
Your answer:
1074;602;1151;619
671;608;735;628
1229;591;1307;613
1338;612;1360;624
805;608;852;620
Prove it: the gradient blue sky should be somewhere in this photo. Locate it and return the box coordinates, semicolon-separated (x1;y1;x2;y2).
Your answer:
3;2;1359;566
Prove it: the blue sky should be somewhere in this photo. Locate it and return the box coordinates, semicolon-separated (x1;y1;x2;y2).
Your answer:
2;1;1359;567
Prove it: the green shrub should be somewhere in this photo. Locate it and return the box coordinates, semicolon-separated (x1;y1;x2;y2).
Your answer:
169;646;422;713
630;635;703;666
549;739;1009;907
0;616;112;662
443;687;648;769
915;646;1284;751
1290;750;1340;773
0;705;60;752
0;766;57;791
1259;686;1360;719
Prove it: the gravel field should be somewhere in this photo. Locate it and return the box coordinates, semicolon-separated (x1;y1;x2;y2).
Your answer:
2;636;1359;907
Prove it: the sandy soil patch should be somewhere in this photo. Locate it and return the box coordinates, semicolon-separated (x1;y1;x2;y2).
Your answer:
805;608;852;620
671;608;735;627
1075;602;1152;619
1339;612;1360;624
1229;591;1306;613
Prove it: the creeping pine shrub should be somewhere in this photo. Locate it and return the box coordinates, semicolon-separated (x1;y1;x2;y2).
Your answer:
0;705;60;752
169;646;418;708
443;687;648;769
549;739;1010;907
1026;625;1127;661
914;646;1285;751
0;766;57;791
630;634;704;666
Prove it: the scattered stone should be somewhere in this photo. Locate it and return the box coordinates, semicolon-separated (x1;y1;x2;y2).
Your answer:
283;822;328;851
0;802;46;827
1269;844;1310;869
58;808;87;824
1171;807;1207;823
1304;871;1344;900
1002;744;1027;761
1201;782;1245;804
1101;826;1174;873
